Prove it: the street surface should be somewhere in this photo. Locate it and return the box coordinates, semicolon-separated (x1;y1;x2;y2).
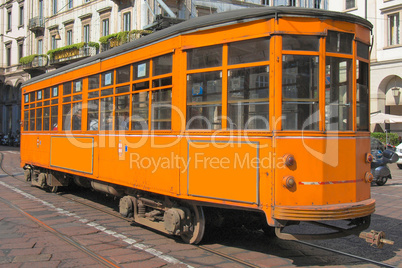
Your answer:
0;146;401;267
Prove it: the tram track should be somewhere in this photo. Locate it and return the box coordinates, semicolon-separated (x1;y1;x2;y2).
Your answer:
0;151;397;268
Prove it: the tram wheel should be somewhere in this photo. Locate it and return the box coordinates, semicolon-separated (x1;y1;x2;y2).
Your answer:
180;205;205;244
49;186;59;193
375;177;388;186
24;169;31;182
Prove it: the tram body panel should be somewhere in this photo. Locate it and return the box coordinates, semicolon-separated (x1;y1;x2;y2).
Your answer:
98;135;181;195
273;137;370;207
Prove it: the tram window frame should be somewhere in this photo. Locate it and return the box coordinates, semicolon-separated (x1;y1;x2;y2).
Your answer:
62;81;83;131
115;94;130;131
228;38;270;65
282;35;320;51
186;45;223;130
227;66;270;130
131;91;149;131
227;37;271;131
187;45;222;70
326;31;354;54
101;70;114;87
116;65;131;84
356;59;369;131
88;74;100;90
133;60;149;81
325;56;353;131
281;54;320;131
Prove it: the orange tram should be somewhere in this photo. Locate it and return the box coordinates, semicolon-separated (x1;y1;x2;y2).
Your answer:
21;7;380;245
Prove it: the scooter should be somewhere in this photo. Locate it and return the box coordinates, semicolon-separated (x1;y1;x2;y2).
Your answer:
371;149;399;186
1;134;9;146
13;133;20;147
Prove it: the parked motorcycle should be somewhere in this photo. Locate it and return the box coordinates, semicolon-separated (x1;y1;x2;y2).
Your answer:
13;133;20;147
371;149;399;186
1;134;10;146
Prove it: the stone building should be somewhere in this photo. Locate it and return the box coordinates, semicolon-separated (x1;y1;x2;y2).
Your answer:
329;0;402;134
0;0;329;136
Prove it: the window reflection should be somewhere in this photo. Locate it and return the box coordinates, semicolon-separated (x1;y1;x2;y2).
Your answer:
228;66;269;130
282;55;319;130
325;57;353;131
187;71;222;129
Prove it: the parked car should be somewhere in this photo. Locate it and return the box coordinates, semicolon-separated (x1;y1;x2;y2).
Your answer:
396;143;402;169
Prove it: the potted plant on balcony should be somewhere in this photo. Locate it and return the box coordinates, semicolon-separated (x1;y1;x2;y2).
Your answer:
99;30;151;51
47;42;100;62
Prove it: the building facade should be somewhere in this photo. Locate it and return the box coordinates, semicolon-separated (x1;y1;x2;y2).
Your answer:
329;0;402;134
0;0;329;136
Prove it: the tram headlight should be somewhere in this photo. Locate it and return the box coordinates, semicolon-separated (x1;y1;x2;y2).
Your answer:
283;176;296;189
284;154;295;167
366;153;373;163
365;172;373;183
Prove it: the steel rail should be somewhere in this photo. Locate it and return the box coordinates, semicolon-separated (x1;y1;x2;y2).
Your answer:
294;240;396;268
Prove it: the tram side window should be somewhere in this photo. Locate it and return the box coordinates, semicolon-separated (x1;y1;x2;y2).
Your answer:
51;106;58;131
88;74;100;90
51;86;59;131
100;97;113;130
115;95;130;130
325;57;353;131
43;107;50;131
29;109;35;130
152;88;172;130
228;38;270;65
187;45;223;130
88;99;99;131
62;104;71;131
187;72;222;129
326;31;354;54
102;71;114;87
282;55;319;130
228;67;269;130
116;65;130;84
357;60;369;131
24;111;29;130
282;35;320;51
187;45;222;70
133;60;149;80
227;38;270;130
132;92;149;130
72;102;82;130
36;107;42;131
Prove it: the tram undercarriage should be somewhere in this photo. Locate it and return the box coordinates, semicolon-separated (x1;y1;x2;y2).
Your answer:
23;164;393;247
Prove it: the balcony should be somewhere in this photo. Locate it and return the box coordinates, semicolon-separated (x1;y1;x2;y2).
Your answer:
29;17;45;32
49;42;99;67
21;54;48;77
100;30;151;52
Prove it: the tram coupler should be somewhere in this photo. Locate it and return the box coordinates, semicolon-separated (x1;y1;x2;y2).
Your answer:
359;230;394;248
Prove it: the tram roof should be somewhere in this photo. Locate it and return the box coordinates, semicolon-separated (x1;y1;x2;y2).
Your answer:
22;6;372;87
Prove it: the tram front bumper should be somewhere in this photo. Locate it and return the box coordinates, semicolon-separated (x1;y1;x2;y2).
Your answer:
273;198;375;221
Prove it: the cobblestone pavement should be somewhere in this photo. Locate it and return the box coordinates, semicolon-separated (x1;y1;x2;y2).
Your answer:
0;146;401;267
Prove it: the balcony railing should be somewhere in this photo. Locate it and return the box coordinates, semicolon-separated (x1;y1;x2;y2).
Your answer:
100;30;151;52
49;45;97;65
29;17;45;31
22;55;48;69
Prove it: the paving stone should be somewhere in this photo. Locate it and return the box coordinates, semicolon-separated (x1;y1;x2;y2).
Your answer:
12;254;51;263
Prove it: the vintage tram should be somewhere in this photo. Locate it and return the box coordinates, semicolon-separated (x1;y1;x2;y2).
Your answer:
21;7;378;244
